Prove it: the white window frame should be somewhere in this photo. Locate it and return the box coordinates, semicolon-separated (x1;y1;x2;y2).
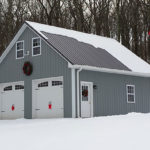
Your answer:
126;84;135;103
32;37;41;56
16;40;24;59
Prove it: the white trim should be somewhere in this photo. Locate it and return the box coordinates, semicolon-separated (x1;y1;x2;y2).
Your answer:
71;68;76;118
126;84;135;103
68;63;150;78
0;24;27;64
16;40;24;59
77;67;82;117
32;37;41;56
80;81;94;117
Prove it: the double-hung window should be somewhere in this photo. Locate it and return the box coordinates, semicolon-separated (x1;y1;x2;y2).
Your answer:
126;85;135;103
32;37;41;56
16;41;24;59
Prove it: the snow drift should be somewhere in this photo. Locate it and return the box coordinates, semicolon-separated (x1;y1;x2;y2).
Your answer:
0;113;150;150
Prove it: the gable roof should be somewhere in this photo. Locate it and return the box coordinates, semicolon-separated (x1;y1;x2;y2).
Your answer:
0;23;27;64
42;31;130;71
0;21;150;76
26;21;150;74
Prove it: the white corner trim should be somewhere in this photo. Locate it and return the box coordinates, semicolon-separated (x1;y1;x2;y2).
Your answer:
68;63;150;78
77;67;82;118
71;68;76;118
0;24;27;64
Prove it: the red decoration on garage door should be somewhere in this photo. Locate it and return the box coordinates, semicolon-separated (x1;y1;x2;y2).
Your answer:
48;103;52;109
12;105;15;111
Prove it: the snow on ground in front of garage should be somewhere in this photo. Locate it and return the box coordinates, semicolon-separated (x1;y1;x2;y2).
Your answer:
0;113;150;150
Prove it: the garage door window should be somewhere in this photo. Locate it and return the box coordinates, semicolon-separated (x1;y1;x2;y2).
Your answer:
52;81;63;86
16;41;24;59
4;86;12;91
38;82;48;88
15;85;24;90
32;37;41;56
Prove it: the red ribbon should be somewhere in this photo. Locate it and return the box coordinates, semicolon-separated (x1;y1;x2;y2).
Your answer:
12;105;15;111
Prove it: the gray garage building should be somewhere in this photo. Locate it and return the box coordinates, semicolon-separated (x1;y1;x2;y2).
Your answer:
0;21;150;119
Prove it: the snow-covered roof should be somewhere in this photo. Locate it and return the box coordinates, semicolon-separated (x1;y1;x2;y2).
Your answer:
26;21;150;74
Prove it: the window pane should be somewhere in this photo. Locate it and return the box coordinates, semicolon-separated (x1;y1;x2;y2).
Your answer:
15;85;24;90
130;87;134;93
33;47;40;55
82;86;88;101
127;85;135;103
17;42;23;50
52;81;63;86
127;86;134;94
127;86;130;93
4;86;12;91
38;82;48;88
128;94;134;102
17;50;23;58
33;38;40;47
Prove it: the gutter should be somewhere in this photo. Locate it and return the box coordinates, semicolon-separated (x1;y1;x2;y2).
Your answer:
69;64;150;78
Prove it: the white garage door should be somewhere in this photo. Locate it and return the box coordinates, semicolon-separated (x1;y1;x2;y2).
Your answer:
0;81;24;119
32;77;64;118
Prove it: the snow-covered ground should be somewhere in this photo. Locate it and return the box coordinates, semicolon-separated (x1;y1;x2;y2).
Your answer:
0;113;150;150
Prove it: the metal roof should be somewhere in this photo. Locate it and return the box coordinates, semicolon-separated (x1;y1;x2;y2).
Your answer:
42;32;130;71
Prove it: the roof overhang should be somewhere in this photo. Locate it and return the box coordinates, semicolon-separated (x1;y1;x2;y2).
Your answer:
68;63;150;78
0;21;150;78
0;23;27;64
0;22;71;65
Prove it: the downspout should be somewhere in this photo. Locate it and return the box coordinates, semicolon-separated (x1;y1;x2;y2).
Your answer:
68;63;82;118
77;67;82;118
71;68;76;118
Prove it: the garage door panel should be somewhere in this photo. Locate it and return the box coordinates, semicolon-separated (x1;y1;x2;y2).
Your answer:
33;77;64;118
0;81;24;120
50;87;63;108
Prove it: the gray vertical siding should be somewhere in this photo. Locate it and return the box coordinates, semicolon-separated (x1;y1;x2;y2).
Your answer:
1;26;150;119
0;27;72;118
80;70;150;116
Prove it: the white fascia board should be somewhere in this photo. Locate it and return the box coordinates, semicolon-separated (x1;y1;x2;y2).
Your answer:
71;68;76;118
68;63;150;78
0;24;27;64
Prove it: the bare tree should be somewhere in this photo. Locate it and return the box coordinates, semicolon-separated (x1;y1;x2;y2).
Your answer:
0;0;150;63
